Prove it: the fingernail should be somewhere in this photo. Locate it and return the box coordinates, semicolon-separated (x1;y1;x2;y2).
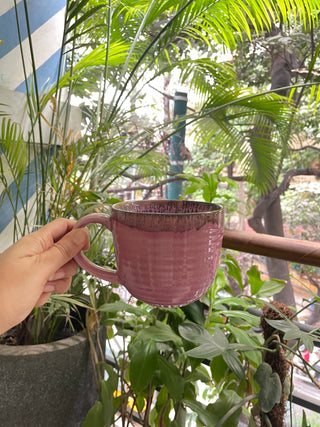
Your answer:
48;270;65;281
52;270;65;280
43;284;55;293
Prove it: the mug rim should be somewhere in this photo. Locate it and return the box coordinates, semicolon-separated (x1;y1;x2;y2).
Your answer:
112;199;224;215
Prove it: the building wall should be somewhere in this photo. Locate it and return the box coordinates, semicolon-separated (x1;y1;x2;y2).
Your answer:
0;0;81;251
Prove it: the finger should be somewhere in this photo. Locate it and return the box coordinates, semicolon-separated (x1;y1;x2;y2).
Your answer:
40;218;77;244
40;228;89;277
44;277;73;294
10;219;77;257
47;259;78;282
34;292;51;307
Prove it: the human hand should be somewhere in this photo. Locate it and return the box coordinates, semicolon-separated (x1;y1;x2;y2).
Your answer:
0;218;89;334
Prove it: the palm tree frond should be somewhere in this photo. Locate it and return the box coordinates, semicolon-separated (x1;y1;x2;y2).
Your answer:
0;119;27;186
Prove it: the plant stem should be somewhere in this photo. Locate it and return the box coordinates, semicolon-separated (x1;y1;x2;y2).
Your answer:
143;384;153;427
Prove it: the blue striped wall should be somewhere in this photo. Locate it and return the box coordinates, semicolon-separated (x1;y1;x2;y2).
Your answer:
0;0;67;250
0;0;66;92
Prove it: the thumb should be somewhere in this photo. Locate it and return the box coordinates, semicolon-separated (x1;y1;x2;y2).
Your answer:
40;228;90;275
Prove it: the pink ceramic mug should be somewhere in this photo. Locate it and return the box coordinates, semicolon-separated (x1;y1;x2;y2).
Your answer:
74;200;224;307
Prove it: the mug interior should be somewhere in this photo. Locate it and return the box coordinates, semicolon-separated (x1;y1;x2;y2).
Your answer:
113;200;222;214
112;200;224;232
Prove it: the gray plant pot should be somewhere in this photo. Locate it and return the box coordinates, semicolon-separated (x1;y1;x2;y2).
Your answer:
0;331;99;427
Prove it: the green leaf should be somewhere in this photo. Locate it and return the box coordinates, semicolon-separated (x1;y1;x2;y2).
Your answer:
135;395;147;412
100;363;118;391
129;339;158;393
154;386;169;412
0;119;27;184
254;363;282;413
301;410;309;427
206;390;242;426
210;355;228;384
265;319;315;351
211;296;250;309
264;319;296;335
98;301;148;316
186;342;222;359
228;325;262;366
82;401;104;427
247;265;264;295
137;321;182;345
212;326;229;348
256;279;285;298
203;187;213;202
181;301;206;324
216;160;233;176
100;380;115;426
183;399;215;426
179;322;212;345
217;310;261;327
228;343;259;352
222;349;245;380
223;254;243;291
157;356;185;400
184;182;203;195
300;334;315;353
185;366;211;384
185;326;229;359
212;268;230;295
220;176;238;188
178;174;201;184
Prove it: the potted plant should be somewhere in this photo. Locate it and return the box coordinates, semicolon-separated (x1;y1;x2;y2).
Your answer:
79;170;320;426
82;251;320;426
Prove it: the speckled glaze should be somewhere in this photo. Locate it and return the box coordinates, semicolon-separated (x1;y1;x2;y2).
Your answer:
74;200;224;307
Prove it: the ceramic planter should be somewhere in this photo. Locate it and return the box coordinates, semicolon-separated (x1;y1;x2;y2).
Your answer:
0;331;98;427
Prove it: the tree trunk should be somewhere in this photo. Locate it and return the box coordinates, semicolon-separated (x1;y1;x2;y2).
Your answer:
248;194;295;307
264;197;296;307
247;46;299;307
263;48;299;307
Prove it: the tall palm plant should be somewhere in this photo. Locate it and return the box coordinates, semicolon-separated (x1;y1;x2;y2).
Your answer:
2;0;317;234
185;0;320;307
0;0;318;340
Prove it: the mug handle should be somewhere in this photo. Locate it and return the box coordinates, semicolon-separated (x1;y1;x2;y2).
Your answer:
73;213;121;283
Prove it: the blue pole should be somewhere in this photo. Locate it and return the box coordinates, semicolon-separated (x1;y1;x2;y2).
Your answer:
167;91;188;200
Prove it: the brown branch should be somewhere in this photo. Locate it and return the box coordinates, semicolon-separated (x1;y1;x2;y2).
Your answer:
248;168;320;233
148;84;196;112
115;168;320;203
106;176;185;194
148;84;174;101
121;171;181;182
276;167;320;196
292;145;320;153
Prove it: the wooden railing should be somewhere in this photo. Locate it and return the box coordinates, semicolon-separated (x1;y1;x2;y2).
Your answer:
223;229;320;267
222;229;320;413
